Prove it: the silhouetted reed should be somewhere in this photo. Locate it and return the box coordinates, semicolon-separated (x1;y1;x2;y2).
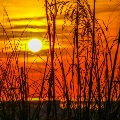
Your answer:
0;0;120;120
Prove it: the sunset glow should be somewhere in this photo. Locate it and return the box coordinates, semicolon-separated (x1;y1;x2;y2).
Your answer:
0;1;120;119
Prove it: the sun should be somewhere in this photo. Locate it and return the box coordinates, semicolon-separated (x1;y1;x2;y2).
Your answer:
28;38;42;52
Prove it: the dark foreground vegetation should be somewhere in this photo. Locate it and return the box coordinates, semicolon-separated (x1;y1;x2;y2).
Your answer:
0;100;120;120
0;0;120;120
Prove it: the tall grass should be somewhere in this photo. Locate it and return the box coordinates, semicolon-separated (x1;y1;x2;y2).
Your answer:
0;0;120;120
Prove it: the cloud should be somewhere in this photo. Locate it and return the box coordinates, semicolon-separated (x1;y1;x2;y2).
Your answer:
6;25;47;30
0;48;49;58
0;31;46;40
9;16;46;22
8;14;64;22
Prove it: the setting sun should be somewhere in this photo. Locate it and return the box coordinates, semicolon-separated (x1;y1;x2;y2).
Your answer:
28;38;42;52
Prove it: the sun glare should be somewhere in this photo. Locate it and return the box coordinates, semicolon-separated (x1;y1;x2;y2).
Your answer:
28;38;42;52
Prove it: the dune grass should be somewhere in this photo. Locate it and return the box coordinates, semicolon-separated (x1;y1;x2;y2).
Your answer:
0;0;120;120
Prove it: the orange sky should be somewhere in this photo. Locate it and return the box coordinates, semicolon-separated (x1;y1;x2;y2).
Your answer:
0;0;120;100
